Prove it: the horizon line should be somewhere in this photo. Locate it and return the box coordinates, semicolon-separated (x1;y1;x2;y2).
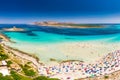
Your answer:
0;22;120;25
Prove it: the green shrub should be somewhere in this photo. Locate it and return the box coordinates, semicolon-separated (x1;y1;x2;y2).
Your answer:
23;68;36;76
11;71;21;80
7;61;12;67
104;75;109;79
33;76;59;80
21;64;36;76
0;54;8;60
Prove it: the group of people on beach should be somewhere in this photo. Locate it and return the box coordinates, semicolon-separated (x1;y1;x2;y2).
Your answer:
38;50;120;79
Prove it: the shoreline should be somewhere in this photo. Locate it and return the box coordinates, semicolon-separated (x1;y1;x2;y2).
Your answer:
0;34;11;42
1;33;120;79
2;41;120;79
5;41;119;64
0;43;43;70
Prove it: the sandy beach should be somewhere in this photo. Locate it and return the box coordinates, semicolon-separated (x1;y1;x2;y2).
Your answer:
1;33;120;79
50;42;119;63
3;41;120;65
1;36;120;79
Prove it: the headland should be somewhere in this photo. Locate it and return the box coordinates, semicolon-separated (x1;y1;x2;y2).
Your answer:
34;21;104;28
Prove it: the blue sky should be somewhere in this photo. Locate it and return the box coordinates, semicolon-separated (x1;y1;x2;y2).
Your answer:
0;0;120;23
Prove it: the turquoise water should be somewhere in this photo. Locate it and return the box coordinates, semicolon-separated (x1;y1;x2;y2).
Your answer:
3;29;120;44
1;24;120;44
2;24;120;63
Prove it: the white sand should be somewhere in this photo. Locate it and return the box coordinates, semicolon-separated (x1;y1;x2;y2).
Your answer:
4;41;120;64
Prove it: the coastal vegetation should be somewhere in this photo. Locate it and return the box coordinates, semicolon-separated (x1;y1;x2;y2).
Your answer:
20;64;36;77
104;75;109;79
6;60;12;67
0;45;9;60
0;53;8;60
33;76;59;80
50;58;57;61
0;71;59;80
0;73;13;80
11;71;32;80
61;60;84;63
0;44;59;80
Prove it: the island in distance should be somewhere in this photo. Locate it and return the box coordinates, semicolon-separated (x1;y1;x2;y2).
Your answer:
34;21;105;28
3;26;25;31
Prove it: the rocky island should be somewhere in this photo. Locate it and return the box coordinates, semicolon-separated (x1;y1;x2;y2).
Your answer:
34;21;105;28
3;26;25;31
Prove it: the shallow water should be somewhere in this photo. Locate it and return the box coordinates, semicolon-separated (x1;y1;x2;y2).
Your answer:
1;24;120;63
